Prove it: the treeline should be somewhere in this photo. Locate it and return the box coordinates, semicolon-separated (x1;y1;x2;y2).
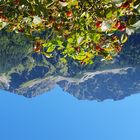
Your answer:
0;30;33;73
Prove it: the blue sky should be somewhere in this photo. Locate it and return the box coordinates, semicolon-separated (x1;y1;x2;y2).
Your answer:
0;86;140;140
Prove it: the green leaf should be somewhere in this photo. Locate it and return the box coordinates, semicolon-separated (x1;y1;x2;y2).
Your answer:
42;52;53;58
128;15;139;25
67;47;75;54
67;38;73;43
121;34;128;44
57;45;64;50
134;0;140;6
47;44;55;53
75;53;86;61
57;40;63;46
60;58;67;64
137;5;140;14
81;12;86;18
42;43;48;47
91;33;101;43
106;9;113;19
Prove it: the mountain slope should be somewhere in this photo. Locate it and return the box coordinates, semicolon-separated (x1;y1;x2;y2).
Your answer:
0;30;140;101
57;67;140;101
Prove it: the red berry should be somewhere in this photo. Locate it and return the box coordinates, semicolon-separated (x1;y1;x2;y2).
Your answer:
115;21;126;31
95;21;102;28
33;41;42;52
115;45;122;53
18;28;24;33
95;45;104;51
56;24;61;30
118;24;126;31
33;46;40;52
50;18;55;24
121;2;130;8
0;16;8;22
66;11;73;17
115;21;121;28
29;11;35;16
59;0;66;2
13;0;20;5
0;10;3;14
112;35;118;41
76;47;80;52
80;61;85;65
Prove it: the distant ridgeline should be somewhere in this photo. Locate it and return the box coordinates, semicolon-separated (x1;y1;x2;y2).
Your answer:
0;30;140;101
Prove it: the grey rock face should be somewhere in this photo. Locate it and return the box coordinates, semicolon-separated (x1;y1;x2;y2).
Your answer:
57;67;140;101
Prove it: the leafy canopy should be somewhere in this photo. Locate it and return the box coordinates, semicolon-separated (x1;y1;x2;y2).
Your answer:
0;0;140;64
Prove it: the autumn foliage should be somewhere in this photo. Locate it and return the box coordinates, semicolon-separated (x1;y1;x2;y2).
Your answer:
0;0;140;64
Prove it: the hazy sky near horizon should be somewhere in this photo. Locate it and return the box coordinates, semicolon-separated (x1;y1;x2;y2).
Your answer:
0;86;140;140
